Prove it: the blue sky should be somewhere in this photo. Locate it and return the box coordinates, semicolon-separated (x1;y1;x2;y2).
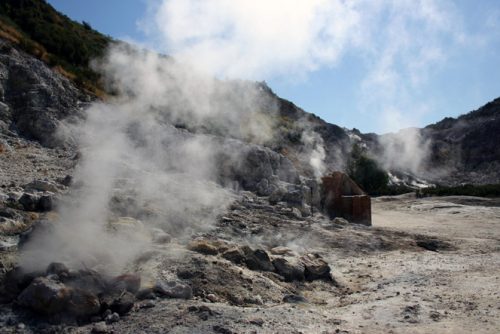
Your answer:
47;0;500;134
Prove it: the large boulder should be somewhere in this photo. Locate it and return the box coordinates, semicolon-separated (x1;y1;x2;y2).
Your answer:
17;277;71;315
272;258;305;282
154;280;192;299
300;254;332;281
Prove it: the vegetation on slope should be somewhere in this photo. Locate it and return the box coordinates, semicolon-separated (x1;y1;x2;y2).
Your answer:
0;0;111;96
347;143;389;195
419;184;500;198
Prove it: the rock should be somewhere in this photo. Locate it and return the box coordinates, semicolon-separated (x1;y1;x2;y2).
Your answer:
272;258;305;281
268;189;284;205
0;216;28;235
18;193;39;211
25;180;59;193
154;280;192;299
269;246;294;256
188;305;215;321
213;325;234;334
0;207;23;220
256;179;271;196
187;239;219;255
332;217;349;225
109;274;141;294
17;277;71;315
38;195;54;211
0;235;19;251
104;291;135;316
136;287;156;300
248;318;264;326
67;288;100;317
58;175;73;187
91;321;109;333
2;267;42;300
105;312;120;324
300;253;331;281
108;217;144;235
138;300;156;309
282;187;304;206
149;228;171;244
207;293;218;303
242;247;274;272
46;262;69;277
283;294;308;303
222;247;246;264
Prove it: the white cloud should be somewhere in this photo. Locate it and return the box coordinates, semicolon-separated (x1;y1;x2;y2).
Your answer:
141;0;470;134
146;0;366;79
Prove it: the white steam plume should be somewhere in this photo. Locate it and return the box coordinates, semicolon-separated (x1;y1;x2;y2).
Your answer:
20;46;279;273
301;128;327;180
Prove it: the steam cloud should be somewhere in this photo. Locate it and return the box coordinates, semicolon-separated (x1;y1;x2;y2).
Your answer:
20;46;278;273
20;0;466;271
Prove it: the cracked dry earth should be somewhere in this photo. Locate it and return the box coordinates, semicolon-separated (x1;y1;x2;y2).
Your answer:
1;191;500;334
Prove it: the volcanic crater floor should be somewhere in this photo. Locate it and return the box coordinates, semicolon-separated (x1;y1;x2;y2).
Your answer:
1;193;499;334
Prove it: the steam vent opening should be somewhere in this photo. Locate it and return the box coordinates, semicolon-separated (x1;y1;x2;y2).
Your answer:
320;171;372;226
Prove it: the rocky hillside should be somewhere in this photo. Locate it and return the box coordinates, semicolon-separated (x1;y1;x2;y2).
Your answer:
423;97;500;185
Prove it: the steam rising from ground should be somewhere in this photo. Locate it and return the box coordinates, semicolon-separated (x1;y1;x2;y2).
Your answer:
377;128;431;176
301;128;327;180
20;46;279;273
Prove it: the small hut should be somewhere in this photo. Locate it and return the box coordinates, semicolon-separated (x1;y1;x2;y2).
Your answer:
320;171;371;226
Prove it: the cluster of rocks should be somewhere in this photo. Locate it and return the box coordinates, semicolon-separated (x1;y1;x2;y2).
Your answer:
188;239;332;282
1;262;192;324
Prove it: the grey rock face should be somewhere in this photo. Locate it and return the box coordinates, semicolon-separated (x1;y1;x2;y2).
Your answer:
0;39;89;147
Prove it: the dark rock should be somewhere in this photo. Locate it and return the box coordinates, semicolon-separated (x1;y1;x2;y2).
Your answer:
283;294;308;303
242;247;274;272
138;300;156;309
282;187;304;206
222;247;246;264
18;193;39;211
154;280;192;299
46;262;69;277
109;274;141;294
249;318;264;326
58;175;73;187
17;277;71;315
272;258;305;281
2;267;43;301
188;305;215;321
135;287;156;300
300;253;331;281
67;288;100;317
0;207;22;220
38;195;53;211
107;291;135;316
213;325;234;334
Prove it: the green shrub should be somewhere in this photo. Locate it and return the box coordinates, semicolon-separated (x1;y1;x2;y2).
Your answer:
347;143;389;195
420;184;500;198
